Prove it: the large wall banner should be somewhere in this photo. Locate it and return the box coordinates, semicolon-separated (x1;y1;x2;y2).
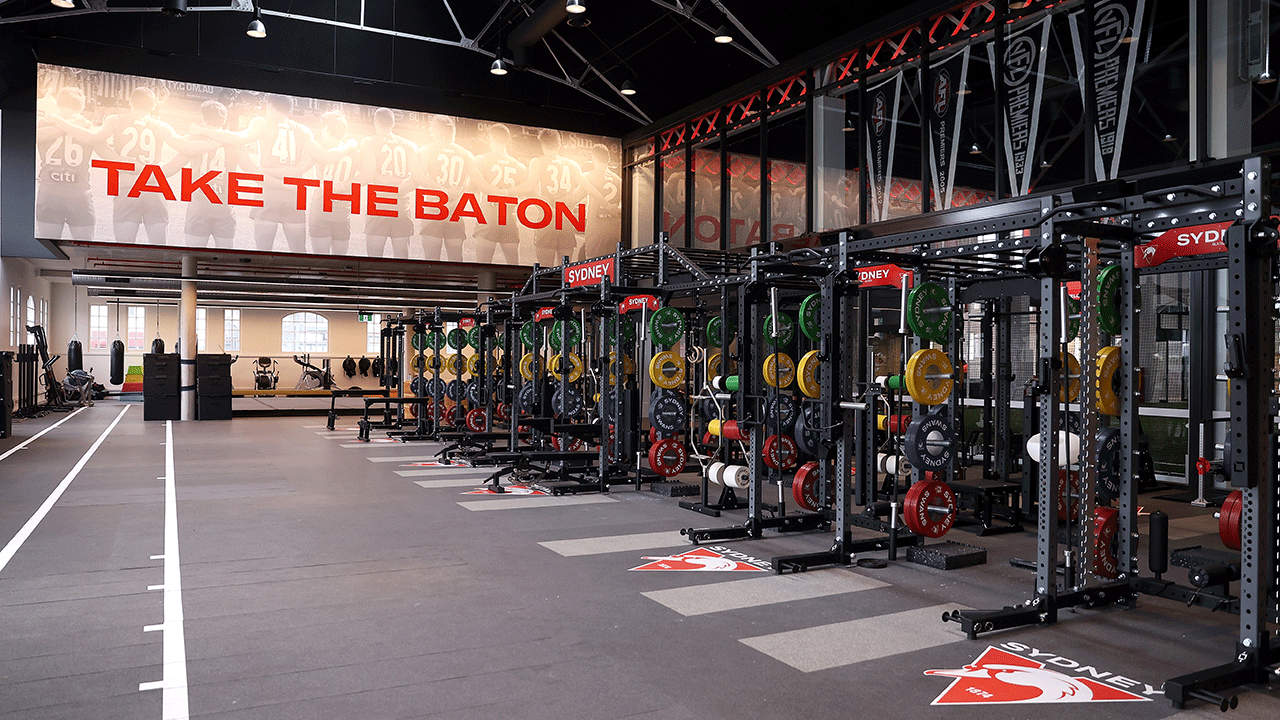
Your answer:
34;64;622;266
926;47;970;210
864;72;903;223
1069;0;1146;181
992;16;1051;196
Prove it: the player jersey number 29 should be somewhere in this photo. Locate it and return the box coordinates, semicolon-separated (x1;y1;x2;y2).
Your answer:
120;125;157;164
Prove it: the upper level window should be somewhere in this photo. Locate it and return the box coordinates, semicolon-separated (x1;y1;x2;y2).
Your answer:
282;312;328;353
127;306;146;350
224;309;241;352
89;305;108;349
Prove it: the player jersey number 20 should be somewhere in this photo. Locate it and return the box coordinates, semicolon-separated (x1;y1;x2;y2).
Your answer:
381;144;409;178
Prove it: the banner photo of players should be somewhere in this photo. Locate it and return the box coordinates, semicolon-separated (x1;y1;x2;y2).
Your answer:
35;64;623;266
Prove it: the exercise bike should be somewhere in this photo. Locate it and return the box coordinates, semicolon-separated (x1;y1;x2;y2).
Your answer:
253;356;279;390
292;354;334;391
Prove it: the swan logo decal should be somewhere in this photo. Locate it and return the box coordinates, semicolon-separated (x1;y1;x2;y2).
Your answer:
629;546;769;572
925;646;1151;705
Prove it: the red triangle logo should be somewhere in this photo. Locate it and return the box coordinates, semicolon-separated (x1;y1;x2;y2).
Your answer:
403;461;467;467
629;547;766;572
926;647;1151;705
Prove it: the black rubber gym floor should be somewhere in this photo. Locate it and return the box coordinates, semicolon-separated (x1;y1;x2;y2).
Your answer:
1;403;1277;719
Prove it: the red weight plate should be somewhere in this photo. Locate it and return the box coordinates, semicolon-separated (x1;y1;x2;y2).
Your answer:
1056;470;1082;522
443;405;458;426
903;480;957;538
566;436;586;452
495;403;510;422
550;435;561;451
648;439;687;477
409;402;419;418
649;426;658;445
1093;506;1120;578
465;408;486;432
792;461;820;511
721;420;745;441
764;434;798;470
1220;490;1242;551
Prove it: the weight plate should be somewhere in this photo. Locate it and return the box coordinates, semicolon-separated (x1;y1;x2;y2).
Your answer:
408;353;427;375
698;398;719;421
763;434;798;470
1220;489;1243;551
722;464;750;489
902;413;953;471
425;353;440;371
1095;426;1121;502
1059;352;1080;402
551;434;586;452
906;282;952;345
650;307;685;348
442;404;458;426
603;317;635;345
496;403;511;422
519;353;539;381
1098;264;1123;335
410;332;427;352
799;293;821;343
444;354;462;376
465;408;486;432
549;319;582;351
763;312;794;348
552;386;585;418
902;480;957;538
425;378;445;400
466;378;483;406
1057;470;1082;522
792;461;821;511
795;406;827;459
445;379;466;402
492;331;505;351
904;348;954;405
1094;507;1121;578
765;393;797;428
763;352;795;389
648;439;687;477
1066;297;1082;342
651;392;688;436
706;352;722;377
520;321;543;349
518;382;538;414
648;351;686;389
707;461;725;485
446;328;468;350
706;315;736;347
409;376;425;396
549;353;584;383
467;325;481;350
1096;346;1121;416
797;350;821;398
466;354;481;376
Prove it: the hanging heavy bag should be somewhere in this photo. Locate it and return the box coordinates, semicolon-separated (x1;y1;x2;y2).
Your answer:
110;340;125;385
371;356;384;377
343;356;357;378
358;356;371;377
151;337;165;354
67;339;83;372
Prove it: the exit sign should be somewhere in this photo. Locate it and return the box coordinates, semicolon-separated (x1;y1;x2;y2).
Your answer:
357;313;374;322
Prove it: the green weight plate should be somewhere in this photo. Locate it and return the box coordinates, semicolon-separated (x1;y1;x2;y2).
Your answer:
520;321;543;349
604;317;635;346
467;326;481;350
446;328;468;350
706;316;736;347
906;282;952;345
1066;297;1081;342
650;307;685;348
429;331;446;351
763;312;794;348
1098;264;1122;335
493;331;505;350
799;293;821;343
549;319;582;351
410;332;427;352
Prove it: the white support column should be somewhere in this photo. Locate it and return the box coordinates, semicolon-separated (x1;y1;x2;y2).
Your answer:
179;256;197;421
477;270;496;306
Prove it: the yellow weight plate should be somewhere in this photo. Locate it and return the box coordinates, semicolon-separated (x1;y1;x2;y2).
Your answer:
519;353;540;381
466;354;481;376
904;348;954;406
607;351;635;377
797;350;821;398
425;353;440;371
763;352;795;389
549;353;584;383
446;354;464;376
408;352;426;375
649;350;686;389
707;352;722;377
1059;351;1080;402
1096;346;1120;415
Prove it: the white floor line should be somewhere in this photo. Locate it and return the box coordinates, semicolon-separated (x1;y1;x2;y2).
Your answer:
395;468;492;478
539;531;689;557
641;570;889;616
414;478;498;489
137;420;190;719
457;495;618;511
0;406;127;574
366;455;443;463
0;406;87;463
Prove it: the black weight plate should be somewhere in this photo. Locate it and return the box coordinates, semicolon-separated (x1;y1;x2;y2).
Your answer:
651;392;688;435
766;394;798;428
409;376;425;396
698;398;720;421
425;378;445;400
552;385;585;418
466;379;482;406
518;382;538;414
1095;426;1121;502
446;379;466;402
903;413;953;471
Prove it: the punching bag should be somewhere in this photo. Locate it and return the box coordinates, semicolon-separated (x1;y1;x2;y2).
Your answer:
67;339;83;372
151;337;165;354
110;340;125;385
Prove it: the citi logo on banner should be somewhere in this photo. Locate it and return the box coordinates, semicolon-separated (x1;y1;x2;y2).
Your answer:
564;257;615;287
926;644;1159;705
629;546;770;572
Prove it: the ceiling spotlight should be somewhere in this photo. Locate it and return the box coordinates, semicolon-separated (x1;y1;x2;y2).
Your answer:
566;0;586;14
161;0;187;18
956;83;971;96
1162;134;1176;142
619;80;637;96
50;0;75;7
490;58;509;76
246;1;266;38
842;118;856;132
714;25;734;44
1040;159;1053;168
969;143;982;155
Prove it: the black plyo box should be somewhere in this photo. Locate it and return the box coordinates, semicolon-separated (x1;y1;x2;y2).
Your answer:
906;540;988;570
649;480;700;497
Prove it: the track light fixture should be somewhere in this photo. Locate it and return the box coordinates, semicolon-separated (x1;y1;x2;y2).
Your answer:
246;1;266;38
842;118;856;132
490;58;509;76
566;0;586;14
619;80;636;96
161;0;187;18
50;0;75;8
969;143;982;155
714;25;734;44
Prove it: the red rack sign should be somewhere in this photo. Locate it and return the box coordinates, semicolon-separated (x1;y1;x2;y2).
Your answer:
1135;221;1233;268
564;257;616;287
534;307;556;321
857;264;913;289
459;318;476;328
618;295;659;313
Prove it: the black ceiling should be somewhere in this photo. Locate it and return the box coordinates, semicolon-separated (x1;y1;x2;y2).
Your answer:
0;0;926;137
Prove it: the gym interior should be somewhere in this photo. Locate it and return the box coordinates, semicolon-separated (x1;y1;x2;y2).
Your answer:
2;2;1280;719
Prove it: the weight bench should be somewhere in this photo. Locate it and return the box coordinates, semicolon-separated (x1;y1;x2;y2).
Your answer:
950;478;1023;535
356;397;434;441
479;450;601;494
328;388;390;430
